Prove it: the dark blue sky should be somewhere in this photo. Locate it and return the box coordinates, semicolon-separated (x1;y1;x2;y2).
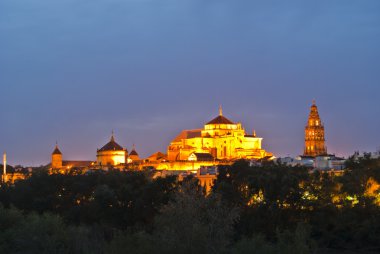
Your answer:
1;0;380;166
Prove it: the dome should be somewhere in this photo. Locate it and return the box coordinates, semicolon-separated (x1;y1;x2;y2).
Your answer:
206;115;235;125
98;134;124;152
205;106;235;125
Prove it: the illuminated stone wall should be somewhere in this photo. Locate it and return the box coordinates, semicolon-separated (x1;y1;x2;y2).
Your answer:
152;160;227;171
168;110;272;161
97;150;126;166
52;153;62;169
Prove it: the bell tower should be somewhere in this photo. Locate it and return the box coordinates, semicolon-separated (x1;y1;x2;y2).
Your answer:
304;101;327;157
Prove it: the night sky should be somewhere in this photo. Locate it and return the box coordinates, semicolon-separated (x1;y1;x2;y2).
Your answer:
1;0;380;166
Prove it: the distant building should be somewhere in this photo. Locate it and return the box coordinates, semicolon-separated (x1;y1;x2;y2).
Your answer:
276;157;296;165
168;106;272;161
51;143;94;171
49;132;142;171
314;155;346;170
175;166;218;194
197;166;218;194
2;153;29;183
50;133;146;171
97;133;128;166
296;156;315;168
351;150;380;160
371;149;380;159
304;101;327;157
276;155;346;171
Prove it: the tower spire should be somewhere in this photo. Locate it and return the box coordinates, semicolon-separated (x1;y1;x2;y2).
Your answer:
219;105;223;116
111;130;115;142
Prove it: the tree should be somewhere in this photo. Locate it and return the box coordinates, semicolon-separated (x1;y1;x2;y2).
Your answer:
151;180;239;254
0;205;106;254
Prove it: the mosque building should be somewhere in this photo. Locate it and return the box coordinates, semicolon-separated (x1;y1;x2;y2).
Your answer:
303;101;327;157
45;102;333;173
49;107;275;172
167;106;272;161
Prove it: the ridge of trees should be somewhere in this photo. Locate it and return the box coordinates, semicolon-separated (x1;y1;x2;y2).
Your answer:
0;155;379;253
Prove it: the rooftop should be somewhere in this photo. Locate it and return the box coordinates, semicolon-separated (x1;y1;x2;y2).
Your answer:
52;145;62;155
205;106;235;125
206;115;235;125
98;134;124;152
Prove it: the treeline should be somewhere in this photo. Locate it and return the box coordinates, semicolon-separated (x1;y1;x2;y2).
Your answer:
0;155;379;253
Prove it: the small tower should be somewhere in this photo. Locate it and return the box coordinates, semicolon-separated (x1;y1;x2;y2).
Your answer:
52;143;63;169
304;101;327;157
129;144;140;162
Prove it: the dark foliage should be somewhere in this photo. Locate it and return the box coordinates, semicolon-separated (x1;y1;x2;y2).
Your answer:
1;156;380;253
0;170;177;232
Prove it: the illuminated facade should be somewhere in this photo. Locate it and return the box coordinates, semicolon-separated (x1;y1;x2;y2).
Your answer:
168;107;272;161
97;133;127;166
304;101;327;157
49;134;131;170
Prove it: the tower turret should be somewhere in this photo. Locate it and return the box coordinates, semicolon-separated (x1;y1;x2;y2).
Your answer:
304;101;327;157
52;143;63;169
129;144;140;162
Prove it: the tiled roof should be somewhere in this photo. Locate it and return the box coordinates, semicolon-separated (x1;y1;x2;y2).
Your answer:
206;115;234;125
173;129;202;142
146;152;167;162
98;136;124;152
52;147;62;155
130;149;138;156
